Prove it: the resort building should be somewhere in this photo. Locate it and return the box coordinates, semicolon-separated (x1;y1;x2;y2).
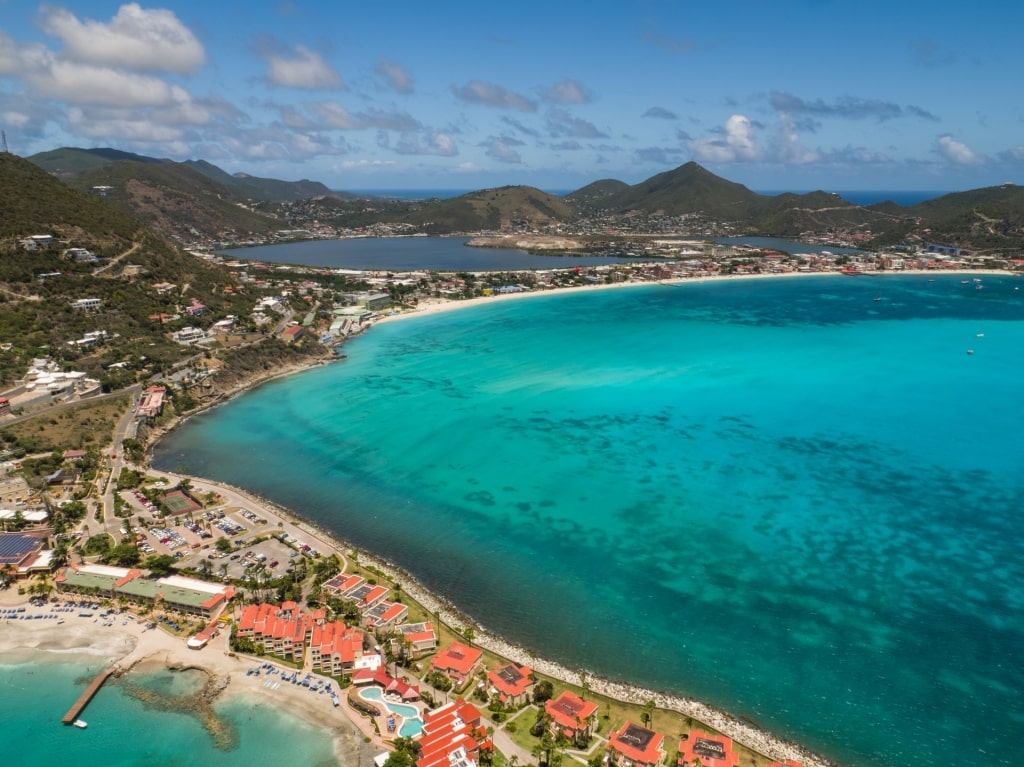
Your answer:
545;690;599;742
55;564;234;618
416;699;493;767
487;663;535;707
308;621;367;676
677;731;739;767
607;721;666;767
236;602;314;661
363;599;409;629
765;761;803;767
349;582;389;612
321;572;366;598
395;621;438;656
351;667;420;701
429;642;483;689
0;531;52;580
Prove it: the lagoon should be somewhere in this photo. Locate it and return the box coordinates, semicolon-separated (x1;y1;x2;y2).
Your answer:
221;236;637;271
154;273;1024;767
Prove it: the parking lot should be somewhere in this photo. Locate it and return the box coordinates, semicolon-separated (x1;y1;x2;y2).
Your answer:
116;487;323;582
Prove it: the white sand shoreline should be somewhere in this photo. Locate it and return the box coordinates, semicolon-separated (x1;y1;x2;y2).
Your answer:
372;267;1014;327
0;596;382;765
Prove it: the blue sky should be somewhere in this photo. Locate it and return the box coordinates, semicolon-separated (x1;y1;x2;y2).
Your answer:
1;1;1022;193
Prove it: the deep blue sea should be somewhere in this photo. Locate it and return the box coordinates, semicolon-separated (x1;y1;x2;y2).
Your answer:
756;190;949;206
0;658;337;766
151;273;1024;767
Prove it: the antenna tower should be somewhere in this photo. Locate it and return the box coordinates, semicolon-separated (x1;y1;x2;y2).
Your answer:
1;131;8;153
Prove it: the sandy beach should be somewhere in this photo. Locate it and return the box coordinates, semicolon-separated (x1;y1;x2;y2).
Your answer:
0;591;385;766
372;267;1012;328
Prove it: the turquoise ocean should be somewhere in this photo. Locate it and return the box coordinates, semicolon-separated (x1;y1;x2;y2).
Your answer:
0;658;337;766
147;274;1023;767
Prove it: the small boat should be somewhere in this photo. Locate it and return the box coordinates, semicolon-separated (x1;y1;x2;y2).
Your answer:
977;333;985;338
967;349;975;355
73;720;88;729
873;297;882;302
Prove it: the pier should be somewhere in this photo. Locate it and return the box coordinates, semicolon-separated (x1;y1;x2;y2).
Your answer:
61;667;113;725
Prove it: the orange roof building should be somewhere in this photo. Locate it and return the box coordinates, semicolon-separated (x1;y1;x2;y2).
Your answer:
487;663;534;707
607;721;665;767
309;621;366;675
677;731;739;767
546;690;599;741
416;699;492;767
429;641;483;688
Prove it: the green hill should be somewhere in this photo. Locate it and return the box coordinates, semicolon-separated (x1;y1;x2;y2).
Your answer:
183;159;348;203
0;152;260;386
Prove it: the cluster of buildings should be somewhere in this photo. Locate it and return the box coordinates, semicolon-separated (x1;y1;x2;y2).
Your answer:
55;563;235;617
236;600;378;677
321;572;410;629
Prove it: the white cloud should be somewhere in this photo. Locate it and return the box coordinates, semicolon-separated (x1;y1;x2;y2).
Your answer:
267;45;342;90
27;58;188;107
67;106;186;142
376;60;413;94
451;81;536;112
380;130;458;156
689;115;761;162
484;136;524;164
773;115;819;164
937;135;984;165
307;101;359;129
40;3;205;75
541;79;590;104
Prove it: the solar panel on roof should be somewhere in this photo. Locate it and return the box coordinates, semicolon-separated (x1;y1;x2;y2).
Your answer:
0;534;41;564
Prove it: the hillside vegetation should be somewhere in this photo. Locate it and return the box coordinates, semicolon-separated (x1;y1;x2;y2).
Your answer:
0;152;278;387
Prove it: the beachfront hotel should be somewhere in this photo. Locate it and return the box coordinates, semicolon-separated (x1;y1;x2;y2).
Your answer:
429;641;483;689
416;698;493;767
486;662;535;707
55;563;235;618
607;721;667;767
236;601;381;676
0;531;53;581
676;730;739;767
545;690;599;743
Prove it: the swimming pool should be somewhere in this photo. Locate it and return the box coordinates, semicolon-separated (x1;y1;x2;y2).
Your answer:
358;687;423;736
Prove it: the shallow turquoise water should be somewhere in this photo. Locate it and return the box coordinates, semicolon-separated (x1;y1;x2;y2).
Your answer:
0;659;337;766
154;274;1024;767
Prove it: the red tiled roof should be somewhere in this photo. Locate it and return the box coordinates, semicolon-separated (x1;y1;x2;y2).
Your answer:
608;721;665;767
430;642;483;679
677;731;738;767
546;691;598;732
487;663;533;699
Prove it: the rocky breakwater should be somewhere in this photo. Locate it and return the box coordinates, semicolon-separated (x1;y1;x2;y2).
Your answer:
119;662;237;749
361;552;837;767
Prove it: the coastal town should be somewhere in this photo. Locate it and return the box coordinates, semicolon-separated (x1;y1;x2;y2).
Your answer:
2;225;1022;767
1;451;817;767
